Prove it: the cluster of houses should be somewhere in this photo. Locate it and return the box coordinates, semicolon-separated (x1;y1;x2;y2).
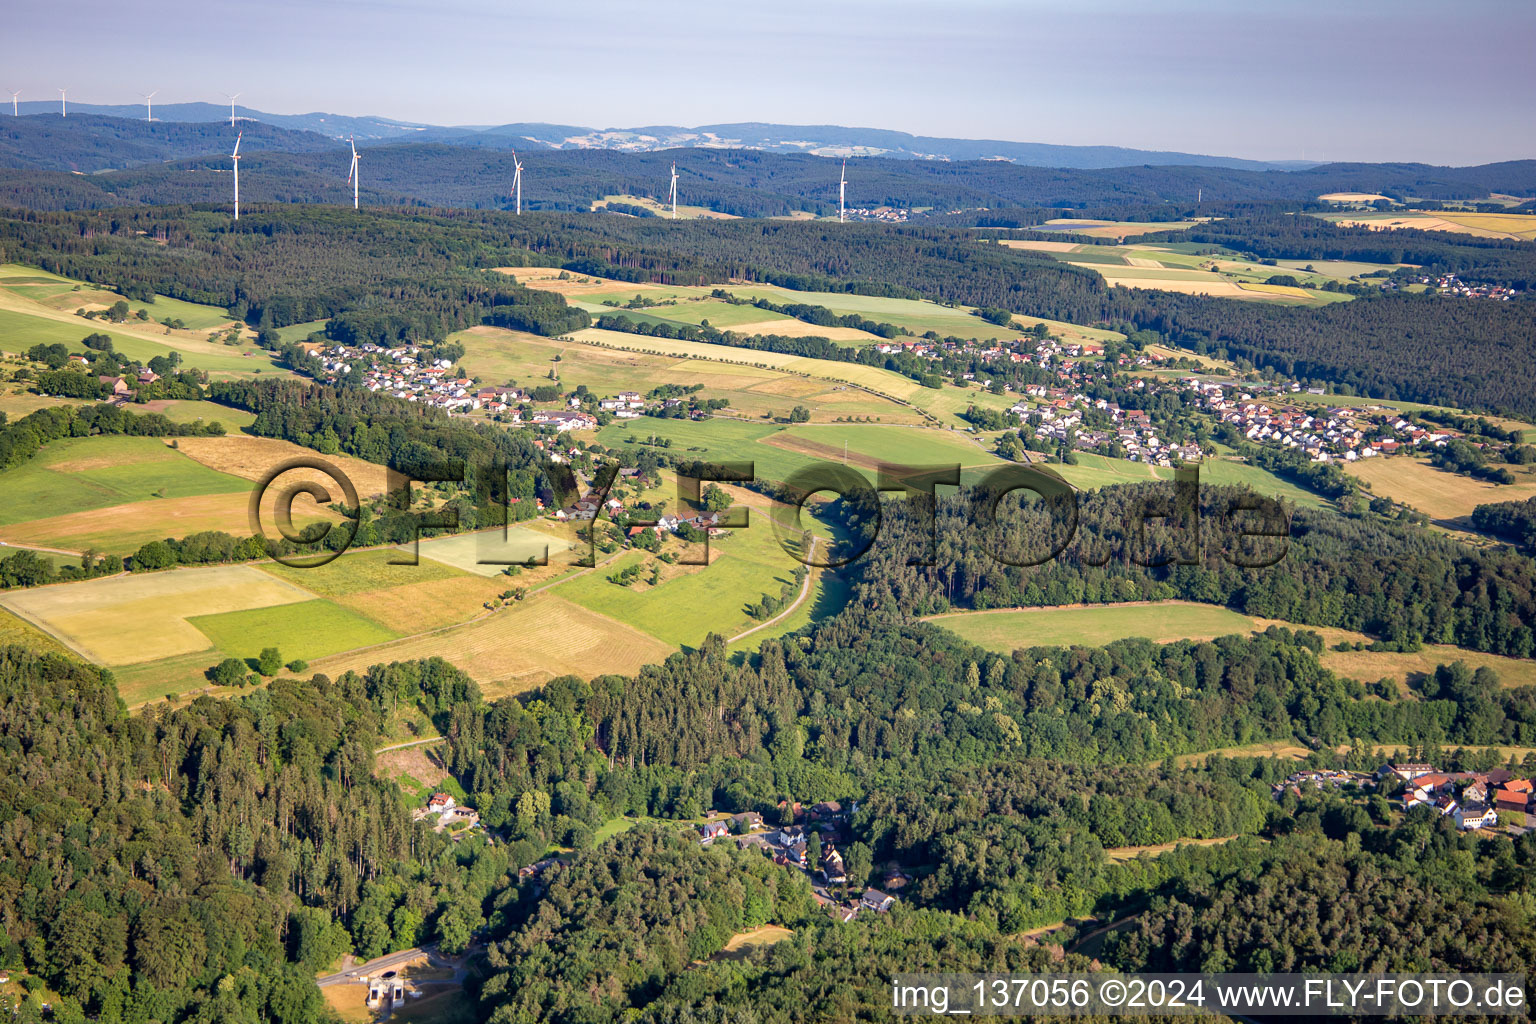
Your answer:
1381;763;1533;831
1013;386;1204;467
318;342;492;411
1382;274;1522;301
696;801;901;921
596;391;645;418
1187;380;1457;462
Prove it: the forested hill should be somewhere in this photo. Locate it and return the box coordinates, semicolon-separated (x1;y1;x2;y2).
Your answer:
2;204;1533;417
843;483;1536;660
0;114;341;172
2;115;1534;214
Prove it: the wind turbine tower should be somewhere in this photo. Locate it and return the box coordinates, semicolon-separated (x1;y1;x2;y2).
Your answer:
346;136;360;209
58;88;66;117
511;150;523;214
669;162;678;219
224;93;241;127
231;132;243;221
839;160;846;223
8;92;18;117
142;91;157;122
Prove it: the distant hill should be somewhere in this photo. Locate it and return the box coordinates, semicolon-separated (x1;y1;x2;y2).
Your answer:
2;118;1532;218
0;114;339;173
13;100;1315;170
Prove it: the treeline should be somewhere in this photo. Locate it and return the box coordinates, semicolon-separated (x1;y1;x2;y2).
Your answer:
1473;495;1536;552
0;205;589;335
0;401;226;472
850;482;1536;659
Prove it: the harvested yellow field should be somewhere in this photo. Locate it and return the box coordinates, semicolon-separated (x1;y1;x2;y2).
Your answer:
996;239;1081;253
305;592;674;696
727;318;880;342
1318;192;1392;203
1345;456;1536;522
1040;219;1198;239
0;564;314;665
1238;281;1316;299
1324;210;1536;241
1095;273;1254;298
1321;644;1536;693
0;491;336;555
336;574;509;633
1437;212;1536;241
174;435;392;499
720;925;794;956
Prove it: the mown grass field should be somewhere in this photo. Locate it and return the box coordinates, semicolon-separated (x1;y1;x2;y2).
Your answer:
188;597;399;665
1049;452;1171;490
1195;456;1329;509
412;526;580;577
1032;219;1198;239
261;546;464;596
571;327;1013;427
1314;209;1536;241
926;602;1258;652
305;591;675;699
455;326;917;424
0;264;237;328
0;436;250;527
0;281;292;386
557;509;806;649
0;492;334;556
509;264;1124;347
0;564;316;665
137;398;257;430
592;194;739;220
929;602;1536;691
0;606;72;658
1345;456;1536;523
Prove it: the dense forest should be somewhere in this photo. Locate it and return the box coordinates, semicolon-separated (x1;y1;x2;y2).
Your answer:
843;482;1536;658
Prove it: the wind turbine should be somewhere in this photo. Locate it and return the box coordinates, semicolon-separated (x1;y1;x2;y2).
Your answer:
224;92;241;127
669;162;678;219
141;91;157;122
345;136;361;209
511;149;523;214
8;91;18;117
230;132;243;221
58;88;66;117
839;160;846;223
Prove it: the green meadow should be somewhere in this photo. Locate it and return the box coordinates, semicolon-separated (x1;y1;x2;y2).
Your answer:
927;602;1258;652
0;435;248;526
188;598;400;664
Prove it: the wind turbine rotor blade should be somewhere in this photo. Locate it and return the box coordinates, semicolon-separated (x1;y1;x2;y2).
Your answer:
232;132;242;157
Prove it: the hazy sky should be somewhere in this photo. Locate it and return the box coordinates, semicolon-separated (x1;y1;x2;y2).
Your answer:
10;0;1534;164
